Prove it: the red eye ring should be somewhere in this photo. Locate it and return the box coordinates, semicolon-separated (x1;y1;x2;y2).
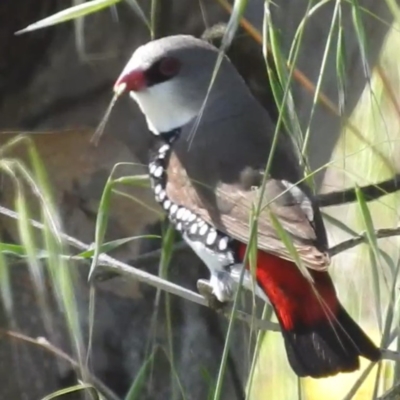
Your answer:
159;57;181;77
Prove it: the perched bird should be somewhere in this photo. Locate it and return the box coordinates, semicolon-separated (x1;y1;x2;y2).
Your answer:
114;35;381;378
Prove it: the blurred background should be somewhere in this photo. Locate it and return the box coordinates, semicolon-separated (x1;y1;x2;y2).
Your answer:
0;0;399;399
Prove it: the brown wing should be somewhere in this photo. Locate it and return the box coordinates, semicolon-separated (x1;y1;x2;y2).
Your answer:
166;152;329;270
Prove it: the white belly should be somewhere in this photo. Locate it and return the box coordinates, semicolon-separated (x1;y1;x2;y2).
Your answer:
183;233;268;303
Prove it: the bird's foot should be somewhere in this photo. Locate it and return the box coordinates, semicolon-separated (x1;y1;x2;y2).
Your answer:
197;279;228;312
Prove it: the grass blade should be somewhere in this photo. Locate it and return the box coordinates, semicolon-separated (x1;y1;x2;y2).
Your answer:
89;169;152;280
336;6;346;114
0;241;13;317
269;209;313;283
221;0;249;49
350;0;370;77
124;347;159;400
124;0;151;32
355;187;383;332
88;177;113;280
15;185;46;306
0;243;29;257
112;174;150;187
15;0;121;35
77;235;160;258
41;384;95;400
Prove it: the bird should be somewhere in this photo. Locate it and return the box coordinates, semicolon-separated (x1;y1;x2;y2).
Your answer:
113;34;381;378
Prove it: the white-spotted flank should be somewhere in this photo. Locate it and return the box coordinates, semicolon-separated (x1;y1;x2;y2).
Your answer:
155;184;162;194
176;207;185;220
149;129;233;270
159;144;170;154
163;199;171;210
218;237;229;251
199;224;208;236
190;223;198;234
170;204;178;216
206;230;217;245
153;166;163;178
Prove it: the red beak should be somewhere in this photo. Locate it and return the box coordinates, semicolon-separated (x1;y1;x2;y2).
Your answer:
114;68;147;94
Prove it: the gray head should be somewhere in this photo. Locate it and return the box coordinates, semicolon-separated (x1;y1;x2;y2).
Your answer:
115;35;251;133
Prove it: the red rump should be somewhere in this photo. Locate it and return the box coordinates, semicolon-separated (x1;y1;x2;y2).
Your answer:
236;243;338;331
236;242;380;378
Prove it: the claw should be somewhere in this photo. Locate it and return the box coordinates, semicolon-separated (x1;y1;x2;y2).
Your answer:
197;279;227;312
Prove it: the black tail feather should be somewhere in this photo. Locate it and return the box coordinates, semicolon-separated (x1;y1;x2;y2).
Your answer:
280;305;381;378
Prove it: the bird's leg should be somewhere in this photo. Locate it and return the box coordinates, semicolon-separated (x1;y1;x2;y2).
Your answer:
197;279;227;311
197;269;236;312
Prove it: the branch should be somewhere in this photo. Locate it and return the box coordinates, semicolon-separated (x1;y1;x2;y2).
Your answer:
0;205;278;332
328;227;400;257
1;205;400;361
0;329;120;400
378;380;400;400
316;175;400;208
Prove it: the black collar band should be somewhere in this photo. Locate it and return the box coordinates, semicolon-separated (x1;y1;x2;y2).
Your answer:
158;128;181;144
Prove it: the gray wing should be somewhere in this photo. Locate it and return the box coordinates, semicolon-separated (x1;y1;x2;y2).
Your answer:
166;153;330;270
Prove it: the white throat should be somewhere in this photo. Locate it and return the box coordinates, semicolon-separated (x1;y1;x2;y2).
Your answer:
130;80;199;134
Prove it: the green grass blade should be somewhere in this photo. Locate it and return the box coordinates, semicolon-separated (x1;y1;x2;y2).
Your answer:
159;224;177;397
350;0;370;76
267;17;300;145
322;212;360;237
73;0;87;61
213;206;263;400
372;256;400;398
16;0;121;35
15;185;46;302
355;187;383;332
301;0;341;159
248;208;258;303
0;242;12;317
221;0;249;49
0;243;29;257
41;384;95;400
89;168;151;279
385;0;400;24
113;174;150;187
124;347;159;400
269;209;313;283
245;305;273;398
336;7;346;114
394;261;400;385
77;235;160;258
25;138;84;358
150;0;158;39
124;0;151;32
88;178;113;280
160;345;188;400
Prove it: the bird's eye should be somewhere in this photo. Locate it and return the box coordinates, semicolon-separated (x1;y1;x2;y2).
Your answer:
158;57;181;77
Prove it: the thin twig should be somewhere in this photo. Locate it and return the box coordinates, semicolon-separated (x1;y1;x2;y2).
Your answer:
1;206;400;360
132;241;188;264
329;227;400;257
316;175;400;208
0;205;278;332
0;329;120;400
378;380;400;400
2;202;400;330
382;349;400;362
